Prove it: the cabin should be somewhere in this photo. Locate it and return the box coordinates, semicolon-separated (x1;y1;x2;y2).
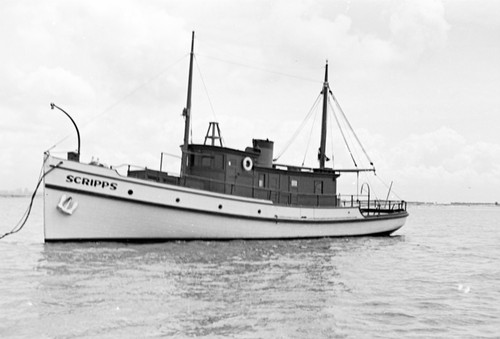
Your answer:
128;136;340;207
183;139;339;207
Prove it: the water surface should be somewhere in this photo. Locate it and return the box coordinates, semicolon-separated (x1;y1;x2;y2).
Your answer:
1;197;499;338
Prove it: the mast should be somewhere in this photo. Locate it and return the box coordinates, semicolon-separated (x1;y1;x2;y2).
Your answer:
181;31;195;176
319;61;329;169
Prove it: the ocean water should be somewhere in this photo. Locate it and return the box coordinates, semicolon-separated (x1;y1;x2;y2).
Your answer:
0;197;499;338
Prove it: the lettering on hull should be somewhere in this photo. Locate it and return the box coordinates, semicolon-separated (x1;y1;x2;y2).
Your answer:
66;175;118;190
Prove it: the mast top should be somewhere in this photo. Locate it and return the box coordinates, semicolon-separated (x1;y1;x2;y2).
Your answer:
190;31;195;54
324;60;329;84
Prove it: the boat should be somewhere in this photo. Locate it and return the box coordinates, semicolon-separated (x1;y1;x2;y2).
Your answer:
42;32;408;241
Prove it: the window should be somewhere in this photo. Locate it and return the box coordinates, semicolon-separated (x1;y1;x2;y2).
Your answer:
201;156;212;167
259;174;265;188
314;181;323;194
290;179;298;188
214;155;224;169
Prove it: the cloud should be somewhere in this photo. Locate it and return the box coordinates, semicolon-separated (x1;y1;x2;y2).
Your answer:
259;6;399;69
373;127;500;202
19;66;96;108
390;0;450;60
0;0;498;205
388;127;500;175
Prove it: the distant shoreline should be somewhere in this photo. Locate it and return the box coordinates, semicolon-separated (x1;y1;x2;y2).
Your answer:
1;194;496;206
0;193;42;198
407;201;499;207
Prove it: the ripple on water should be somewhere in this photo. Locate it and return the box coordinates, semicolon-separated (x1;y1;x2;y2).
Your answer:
1;203;500;338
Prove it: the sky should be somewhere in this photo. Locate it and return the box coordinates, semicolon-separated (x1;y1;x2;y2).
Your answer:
1;0;499;203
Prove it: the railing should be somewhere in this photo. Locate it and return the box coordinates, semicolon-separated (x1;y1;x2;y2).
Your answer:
338;194;407;215
128;168;407;212
187;174;407;212
184;173;341;207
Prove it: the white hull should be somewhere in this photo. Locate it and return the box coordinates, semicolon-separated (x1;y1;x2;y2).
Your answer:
43;155;408;241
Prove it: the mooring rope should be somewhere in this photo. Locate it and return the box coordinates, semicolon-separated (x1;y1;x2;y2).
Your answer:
0;159;62;240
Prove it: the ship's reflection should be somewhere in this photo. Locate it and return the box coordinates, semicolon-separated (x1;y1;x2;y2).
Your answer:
35;236;404;337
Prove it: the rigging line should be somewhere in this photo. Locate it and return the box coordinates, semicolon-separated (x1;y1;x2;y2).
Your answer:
46;54;189;152
329;90;375;168
0;159;62;240
197;53;321;84
194;55;218;121
328;103;335;168
328;98;357;168
302;101;321;167
193;55;225;146
274;93;322;161
375;174;403;200
328;93;367;170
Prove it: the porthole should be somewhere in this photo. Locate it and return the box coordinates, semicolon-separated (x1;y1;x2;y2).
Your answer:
218;204;223;210
128;189;134;195
258;209;261;214
176;198;180;203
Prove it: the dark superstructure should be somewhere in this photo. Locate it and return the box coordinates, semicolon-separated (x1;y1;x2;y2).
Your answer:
129;137;340;208
127;31;406;214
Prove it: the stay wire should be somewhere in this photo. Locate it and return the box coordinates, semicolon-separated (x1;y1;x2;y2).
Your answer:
194;55;218;121
328;103;335;167
274;93;322;161
330;90;375;168
197;53;321;84
46;54;189;152
301;101;321;167
0;159;62;240
328;97;357;168
193;55;225;146
375;174;404;201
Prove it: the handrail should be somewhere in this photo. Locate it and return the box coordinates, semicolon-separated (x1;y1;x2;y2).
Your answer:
127;167;407;210
182;172;340;198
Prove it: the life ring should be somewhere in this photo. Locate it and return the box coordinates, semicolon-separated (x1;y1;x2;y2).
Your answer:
242;157;253;171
